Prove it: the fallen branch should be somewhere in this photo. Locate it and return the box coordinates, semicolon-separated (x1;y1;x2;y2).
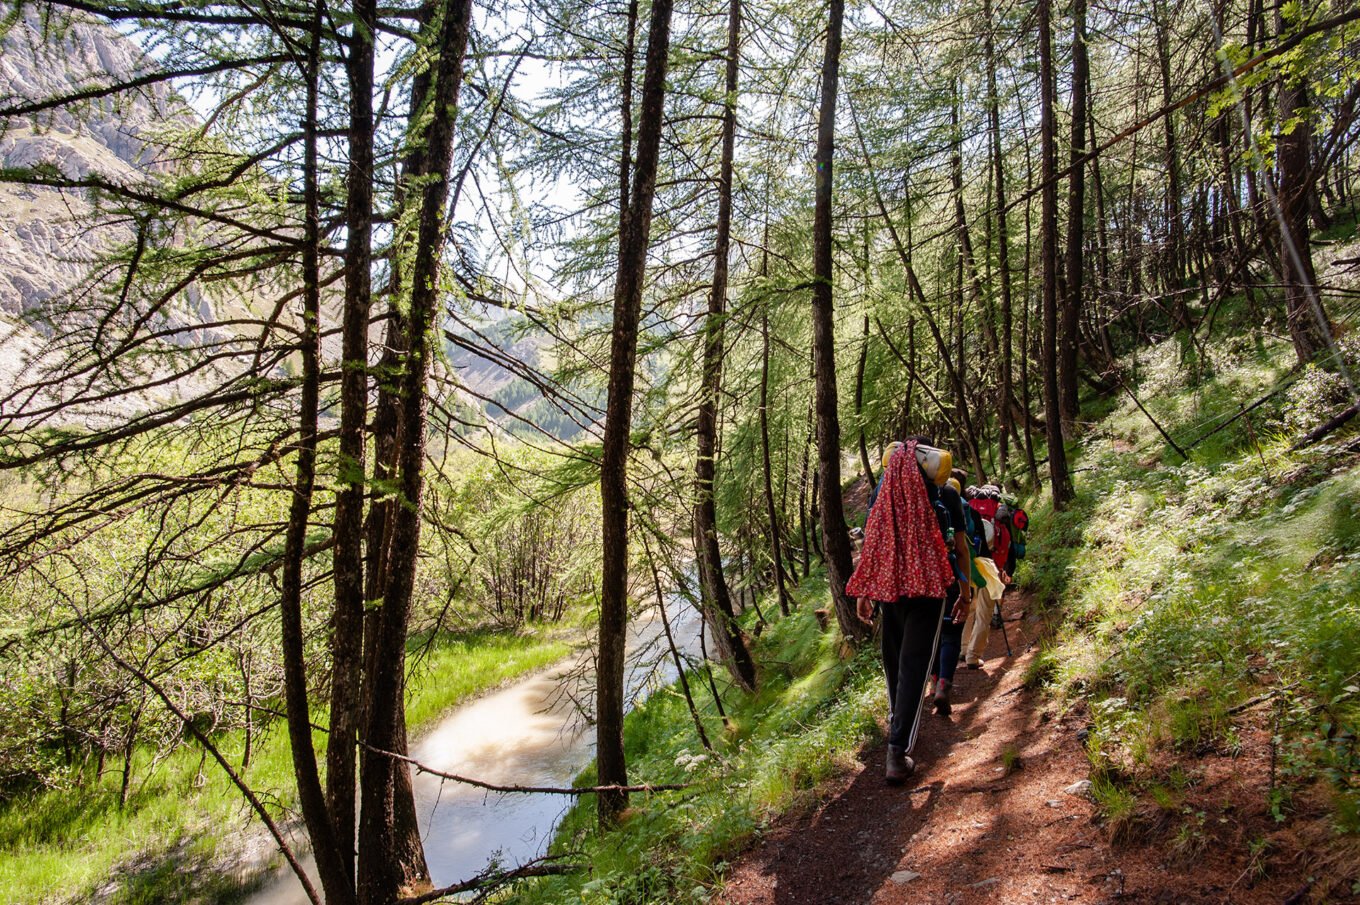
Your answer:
1291;400;1360;450
364;744;689;795
1118;375;1190;461
1227;681;1302;716
1182;376;1299;453
398;857;585;905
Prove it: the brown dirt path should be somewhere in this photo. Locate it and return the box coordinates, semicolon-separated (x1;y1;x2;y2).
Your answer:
716;590;1309;905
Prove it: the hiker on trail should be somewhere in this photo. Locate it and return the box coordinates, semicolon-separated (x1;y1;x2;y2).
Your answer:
929;468;973;716
961;484;1007;669
848;438;956;784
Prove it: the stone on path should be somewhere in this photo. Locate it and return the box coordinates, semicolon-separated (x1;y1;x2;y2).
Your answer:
889;870;921;884
1063;779;1093;797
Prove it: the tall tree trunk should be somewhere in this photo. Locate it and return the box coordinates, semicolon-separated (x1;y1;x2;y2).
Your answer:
797;434;811;579
951;91;1000;368
850;102;987;480
1060;0;1088;433
1154;0;1188;323
811;0;866;643
855;313;875;488
597;0;675;826
985;0;1015;479
327;0;377;877
357;0;472;899
1014;82;1043;489
1089;111;1118;368
281;12;356;903
693;0;756;692
1276;5;1331;364
760;300;792;615
1039;0;1073;508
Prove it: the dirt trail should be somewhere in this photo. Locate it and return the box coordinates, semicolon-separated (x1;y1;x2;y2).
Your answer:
717;591;1306;905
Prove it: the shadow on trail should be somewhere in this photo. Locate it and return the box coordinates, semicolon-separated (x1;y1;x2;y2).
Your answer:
725;593;1046;905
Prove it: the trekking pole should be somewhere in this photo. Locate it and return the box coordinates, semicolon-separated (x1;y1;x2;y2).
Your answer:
991;600;1012;657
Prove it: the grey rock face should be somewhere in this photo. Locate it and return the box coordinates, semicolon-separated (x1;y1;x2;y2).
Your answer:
0;9;189;321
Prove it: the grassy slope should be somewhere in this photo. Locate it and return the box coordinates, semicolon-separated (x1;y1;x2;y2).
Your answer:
512;576;884;905
1020;298;1360;889
0;629;570;905
508;297;1360;902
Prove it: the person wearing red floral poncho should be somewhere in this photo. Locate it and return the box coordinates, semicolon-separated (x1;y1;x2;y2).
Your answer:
848;438;959;784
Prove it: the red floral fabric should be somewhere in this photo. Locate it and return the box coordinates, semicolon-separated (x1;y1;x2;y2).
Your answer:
846;441;953;603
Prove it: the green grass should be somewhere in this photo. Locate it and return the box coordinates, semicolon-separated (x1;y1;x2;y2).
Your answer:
507;575;885;905
1018;298;1360;852
0;628;571;905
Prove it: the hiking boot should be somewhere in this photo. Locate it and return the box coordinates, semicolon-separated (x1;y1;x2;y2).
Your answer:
886;745;915;785
966;658;985;670
933;678;952;716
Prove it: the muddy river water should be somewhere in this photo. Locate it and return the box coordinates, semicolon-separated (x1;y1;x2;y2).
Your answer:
246;599;705;904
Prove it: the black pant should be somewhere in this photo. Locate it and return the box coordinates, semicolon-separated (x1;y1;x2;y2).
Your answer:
880;596;946;751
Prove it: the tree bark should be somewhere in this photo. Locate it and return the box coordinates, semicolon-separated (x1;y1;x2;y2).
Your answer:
1154;0;1189;323
327;0;377;877
760;300;792;615
280;11;356;902
811;0;865;644
984;0;1015;479
1276;5;1332;364
693;0;756;692
1039;0;1073;509
855;313;875;489
357;1;473;899
596;0;675;826
1060;0;1088;433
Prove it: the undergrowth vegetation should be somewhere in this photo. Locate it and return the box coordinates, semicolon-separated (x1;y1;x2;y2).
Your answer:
514;577;884;905
1022;296;1360;882
0;629;570;904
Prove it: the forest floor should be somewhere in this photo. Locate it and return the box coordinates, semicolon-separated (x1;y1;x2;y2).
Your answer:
716;589;1311;905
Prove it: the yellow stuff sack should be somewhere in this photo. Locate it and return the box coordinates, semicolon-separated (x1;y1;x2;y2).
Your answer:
914;445;952;486
881;441;952;486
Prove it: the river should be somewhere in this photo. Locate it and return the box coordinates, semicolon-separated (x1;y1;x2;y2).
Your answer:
245;598;706;904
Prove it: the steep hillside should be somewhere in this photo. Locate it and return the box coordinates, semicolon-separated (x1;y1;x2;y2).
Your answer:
0;9;187;321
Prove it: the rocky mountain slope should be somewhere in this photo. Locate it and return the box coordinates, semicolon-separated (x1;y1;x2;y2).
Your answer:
0;9;195;396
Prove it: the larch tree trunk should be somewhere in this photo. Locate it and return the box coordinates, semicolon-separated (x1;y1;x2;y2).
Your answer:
280;11;356;903
596;0;675;826
759;245;793;616
855;313;875;489
984;0;1015;480
1276;10;1331;364
1060;0;1088;434
811;0;866;643
693;0;757;692
357;0;473;899
1154;0;1188;324
327;0;377;878
1039;0;1073;509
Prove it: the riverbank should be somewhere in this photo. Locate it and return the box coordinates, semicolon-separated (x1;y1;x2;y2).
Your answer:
0;627;571;904
502;575;885;904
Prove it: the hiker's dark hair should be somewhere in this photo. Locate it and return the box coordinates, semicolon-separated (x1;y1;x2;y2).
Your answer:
951;467;967;483
904;434;935;447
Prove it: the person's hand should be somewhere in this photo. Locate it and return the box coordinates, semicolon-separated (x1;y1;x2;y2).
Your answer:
856;597;875;625
951;594;968;624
